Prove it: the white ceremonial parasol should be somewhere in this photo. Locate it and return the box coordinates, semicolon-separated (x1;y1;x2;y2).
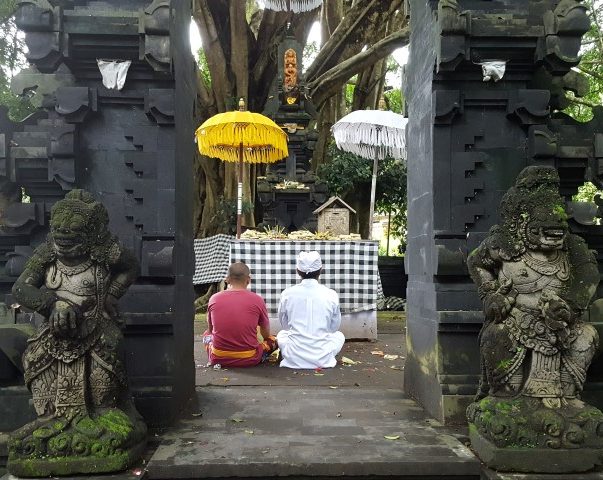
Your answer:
332;108;407;239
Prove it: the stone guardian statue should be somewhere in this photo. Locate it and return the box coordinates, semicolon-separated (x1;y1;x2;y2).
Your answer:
8;189;146;477
467;166;603;473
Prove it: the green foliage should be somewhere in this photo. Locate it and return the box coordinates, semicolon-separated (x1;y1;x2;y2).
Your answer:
317;143;407;240
573;181;601;202
197;48;212;87
303;40;319;73
562;3;603;122
384;88;403;114
344;81;356;110
0;0;35;121
210;196;254;235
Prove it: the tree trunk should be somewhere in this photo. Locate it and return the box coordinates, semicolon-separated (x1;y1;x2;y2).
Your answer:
344;182;371;239
192;0;408;238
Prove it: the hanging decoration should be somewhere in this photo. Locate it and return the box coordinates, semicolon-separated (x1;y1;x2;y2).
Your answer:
263;0;323;13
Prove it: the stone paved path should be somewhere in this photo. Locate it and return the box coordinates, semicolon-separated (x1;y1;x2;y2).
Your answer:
147;387;480;479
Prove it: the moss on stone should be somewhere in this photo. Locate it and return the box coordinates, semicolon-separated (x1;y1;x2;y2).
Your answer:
552;204;568;221
9;450;132;477
96;409;133;438
496;358;513;371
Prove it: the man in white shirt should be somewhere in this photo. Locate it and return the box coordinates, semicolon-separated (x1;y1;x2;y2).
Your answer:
277;251;345;369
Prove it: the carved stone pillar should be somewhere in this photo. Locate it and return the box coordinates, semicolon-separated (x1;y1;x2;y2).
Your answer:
0;0;195;431
405;0;597;424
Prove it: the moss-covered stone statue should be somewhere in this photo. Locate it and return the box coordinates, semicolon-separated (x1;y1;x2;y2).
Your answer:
467;166;603;473
7;190;146;477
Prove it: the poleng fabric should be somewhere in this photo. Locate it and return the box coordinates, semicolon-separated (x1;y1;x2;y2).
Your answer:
230;240;378;315
193;235;235;285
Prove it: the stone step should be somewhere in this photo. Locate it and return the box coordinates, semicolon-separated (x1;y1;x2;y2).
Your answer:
147;387;481;479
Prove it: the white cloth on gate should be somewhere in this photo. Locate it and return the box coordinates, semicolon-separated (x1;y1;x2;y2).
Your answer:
277;278;345;369
97;59;131;90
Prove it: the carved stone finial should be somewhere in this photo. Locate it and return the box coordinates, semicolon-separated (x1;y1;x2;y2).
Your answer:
7;190;146;477
466;166;603;473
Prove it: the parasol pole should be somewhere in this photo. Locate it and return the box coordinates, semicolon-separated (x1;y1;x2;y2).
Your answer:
236;98;246;239
237;141;243;239
368;126;381;240
368;153;378;240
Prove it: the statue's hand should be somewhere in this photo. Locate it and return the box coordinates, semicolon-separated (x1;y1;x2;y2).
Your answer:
483;280;515;323
49;300;79;337
540;291;571;328
105;294;120;318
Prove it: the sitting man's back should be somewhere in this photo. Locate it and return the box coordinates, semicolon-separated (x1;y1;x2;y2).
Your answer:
205;262;276;367
277;251;345;369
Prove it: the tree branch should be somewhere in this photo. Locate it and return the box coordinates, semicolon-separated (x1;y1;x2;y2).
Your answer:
567;95;599;108
305;0;379;82
193;0;232;112
576;65;603;83
308;27;410;108
229;1;249;101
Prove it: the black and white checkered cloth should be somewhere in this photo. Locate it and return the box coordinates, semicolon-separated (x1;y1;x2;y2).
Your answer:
193;235;235;285
230;240;379;314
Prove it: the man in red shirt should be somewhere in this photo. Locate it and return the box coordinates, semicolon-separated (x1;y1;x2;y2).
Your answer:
203;262;277;367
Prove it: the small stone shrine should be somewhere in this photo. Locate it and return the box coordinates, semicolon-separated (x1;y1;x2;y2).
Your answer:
8;190;146;477
259;30;328;232
467;166;603;473
314;196;356;236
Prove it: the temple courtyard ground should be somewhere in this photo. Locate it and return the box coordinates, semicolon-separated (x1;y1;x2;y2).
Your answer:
5;313;603;479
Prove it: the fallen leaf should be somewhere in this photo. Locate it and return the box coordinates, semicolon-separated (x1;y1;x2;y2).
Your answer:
341;356;358;365
191;412;203;417
371;350;385;356
390;365;403;371
221;377;230;381
244;430;254;434
231;418;245;423
314;372;325;376
329;386;338;389
261;449;270;454
384;354;399;361
384;435;400;440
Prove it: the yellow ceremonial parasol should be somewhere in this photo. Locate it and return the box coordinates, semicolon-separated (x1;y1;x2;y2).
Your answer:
195;98;288;238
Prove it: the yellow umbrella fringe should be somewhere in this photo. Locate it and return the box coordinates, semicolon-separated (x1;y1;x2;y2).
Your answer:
195;110;289;163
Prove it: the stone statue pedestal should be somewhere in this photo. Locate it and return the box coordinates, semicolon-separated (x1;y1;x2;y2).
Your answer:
467;396;603;473
7;408;146;477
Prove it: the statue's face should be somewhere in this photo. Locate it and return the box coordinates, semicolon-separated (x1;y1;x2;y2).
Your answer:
523;205;568;251
50;209;89;259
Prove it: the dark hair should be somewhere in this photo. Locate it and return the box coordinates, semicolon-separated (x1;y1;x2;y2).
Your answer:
297;268;321;280
227;262;250;283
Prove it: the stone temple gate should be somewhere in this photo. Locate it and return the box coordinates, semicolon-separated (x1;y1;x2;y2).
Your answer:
1;0;603;445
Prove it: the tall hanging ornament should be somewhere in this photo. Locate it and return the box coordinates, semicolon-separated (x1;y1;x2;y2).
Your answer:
263;0;323;13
